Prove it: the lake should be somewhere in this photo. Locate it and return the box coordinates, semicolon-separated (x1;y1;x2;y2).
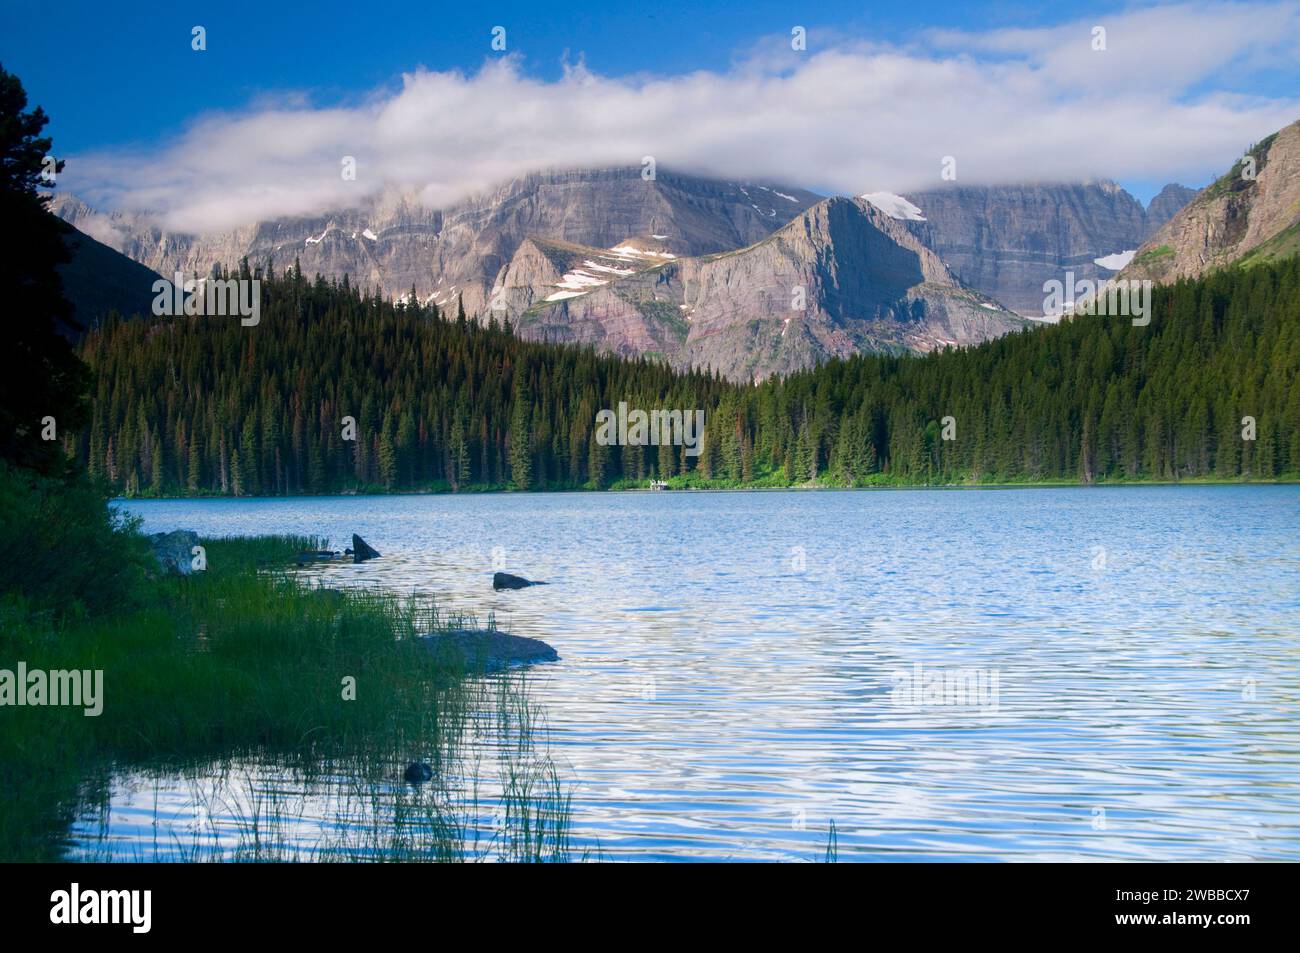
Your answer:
74;486;1300;861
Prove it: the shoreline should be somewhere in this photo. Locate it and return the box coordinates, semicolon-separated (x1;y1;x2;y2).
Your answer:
0;532;569;861
111;477;1300;504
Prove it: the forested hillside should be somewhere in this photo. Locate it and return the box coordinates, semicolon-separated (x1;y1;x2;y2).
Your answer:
72;256;1300;494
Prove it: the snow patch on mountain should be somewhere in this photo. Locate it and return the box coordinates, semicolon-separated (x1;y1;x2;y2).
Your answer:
1094;249;1137;270
861;192;926;221
554;270;608;291
609;245;677;260
582;260;636;276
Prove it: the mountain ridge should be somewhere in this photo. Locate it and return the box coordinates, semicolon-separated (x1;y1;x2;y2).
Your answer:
52;167;1198;378
892;180;1194;316
507;196;1027;380
52;168;823;317
1120;118;1300;284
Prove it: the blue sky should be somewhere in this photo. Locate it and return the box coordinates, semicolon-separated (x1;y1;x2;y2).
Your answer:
3;0;1298;225
6;0;1150;152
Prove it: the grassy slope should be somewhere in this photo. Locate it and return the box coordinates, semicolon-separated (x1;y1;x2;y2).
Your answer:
1239;220;1300;269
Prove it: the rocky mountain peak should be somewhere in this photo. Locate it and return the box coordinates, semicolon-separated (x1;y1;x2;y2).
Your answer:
896;181;1167;316
1145;183;1199;232
1121;118;1300;284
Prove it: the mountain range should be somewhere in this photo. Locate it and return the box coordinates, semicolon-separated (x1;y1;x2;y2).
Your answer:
505;197;1025;381
895;180;1196;315
49;163;1224;380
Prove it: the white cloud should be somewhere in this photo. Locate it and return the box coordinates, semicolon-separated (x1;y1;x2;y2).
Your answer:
64;1;1300;233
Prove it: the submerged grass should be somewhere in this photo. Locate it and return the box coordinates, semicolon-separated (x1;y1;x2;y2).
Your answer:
0;534;573;862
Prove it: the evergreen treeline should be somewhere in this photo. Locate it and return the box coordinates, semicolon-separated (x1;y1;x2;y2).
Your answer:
74;261;731;495
72;256;1300;495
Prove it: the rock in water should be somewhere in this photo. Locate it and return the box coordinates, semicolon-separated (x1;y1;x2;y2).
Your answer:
149;530;200;576
296;550;339;564
403;762;433;784
418;629;559;672
493;571;544;590
351;534;380;563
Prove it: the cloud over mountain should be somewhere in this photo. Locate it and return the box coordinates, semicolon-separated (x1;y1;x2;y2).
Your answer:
65;1;1300;233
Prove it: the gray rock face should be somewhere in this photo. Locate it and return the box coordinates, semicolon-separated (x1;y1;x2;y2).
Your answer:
506;237;691;359
897;181;1192;316
52;169;820;319
517;198;1028;381
149;530;199;575
1120;119;1300;285
682;198;1027;379
418;629;559;671
1145;184;1199;232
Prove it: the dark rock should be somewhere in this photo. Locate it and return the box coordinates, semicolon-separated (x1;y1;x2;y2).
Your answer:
296;550;339;563
403;762;433;784
351;534;380;563
418;629;559;672
149;530;200;576
493;571;545;590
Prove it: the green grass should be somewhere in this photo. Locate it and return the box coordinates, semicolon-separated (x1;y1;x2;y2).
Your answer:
607;465;1299;493
1238;219;1300;269
0;532;572;861
1131;244;1175;268
633;298;691;341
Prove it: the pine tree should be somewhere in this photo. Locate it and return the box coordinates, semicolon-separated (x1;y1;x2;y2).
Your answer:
187;435;201;492
378;415;398;489
150;440;164;495
508;363;532;490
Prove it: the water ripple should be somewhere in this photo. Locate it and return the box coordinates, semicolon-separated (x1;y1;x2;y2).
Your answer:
86;485;1300;861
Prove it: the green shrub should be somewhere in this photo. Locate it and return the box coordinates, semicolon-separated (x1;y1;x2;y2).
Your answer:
0;463;151;620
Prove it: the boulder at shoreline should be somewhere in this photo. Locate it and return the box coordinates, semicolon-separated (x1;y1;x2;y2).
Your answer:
418;629;558;671
149;530;200;575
